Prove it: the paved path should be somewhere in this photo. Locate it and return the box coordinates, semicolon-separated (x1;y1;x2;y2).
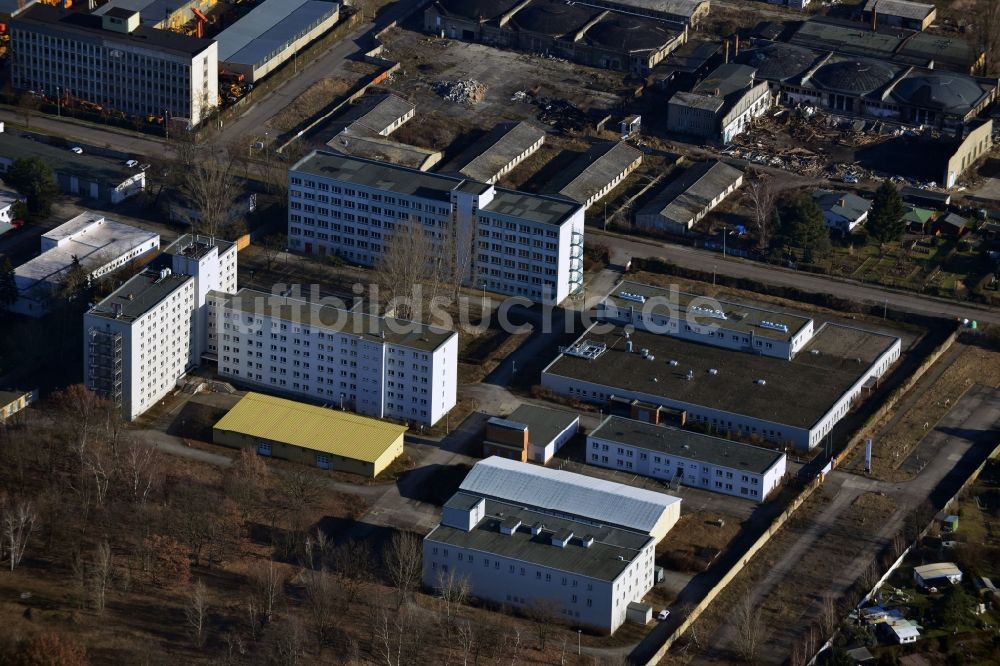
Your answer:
688;384;1000;665
594;230;1000;326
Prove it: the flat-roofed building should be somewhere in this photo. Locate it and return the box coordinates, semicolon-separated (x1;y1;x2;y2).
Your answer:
862;0;936;32
0;125;145;204
331;93;415;137
598;281;814;360
587;416;786;501
458;456;681;543
83;234;237;420
0;389;36;423
13;212;159;317
442;121;546;184
93;0;215;31
635;161;743;234
549;141;643;210
213;391;406;477
11;4;217;126
288;151;585;304
326;132;442;171
484;404;580;464
216;0;340;83
423;491;656;633
207;288;458;426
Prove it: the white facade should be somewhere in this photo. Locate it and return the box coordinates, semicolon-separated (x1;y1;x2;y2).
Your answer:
0;188;23;224
11;5;218;126
423;493;657;633
207;289;458;426
84;269;197;420
13;212;160;317
287;151;585;305
720;82;774;144
587;417;787;502
82;234;237;420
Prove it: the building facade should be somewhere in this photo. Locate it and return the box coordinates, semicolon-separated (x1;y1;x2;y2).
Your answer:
424;492;656;633
11;5;218;126
667;65;773;145
287;151;585;305
83;235;237;420
635;161;744;235
207;288;458;426
483;404;579;464
587;416;787;502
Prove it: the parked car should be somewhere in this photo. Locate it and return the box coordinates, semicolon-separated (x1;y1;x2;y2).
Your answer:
842;174;859;184
124;159;139;168
657;609;670;621
70;146;84;154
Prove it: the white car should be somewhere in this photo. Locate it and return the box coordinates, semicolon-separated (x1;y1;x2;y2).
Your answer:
70;146;83;154
657;609;670;621
124;159;139;168
842;174;859;184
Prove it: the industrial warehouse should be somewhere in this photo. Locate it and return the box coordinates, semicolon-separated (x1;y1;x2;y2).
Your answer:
213;392;407;477
423;0;689;76
541;282;902;450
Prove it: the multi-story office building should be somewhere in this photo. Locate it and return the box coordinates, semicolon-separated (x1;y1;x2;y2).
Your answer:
83;235;236;420
423;491;656;633
11;5;218;126
287;151;585;305
207;288;458;426
587;416;787;502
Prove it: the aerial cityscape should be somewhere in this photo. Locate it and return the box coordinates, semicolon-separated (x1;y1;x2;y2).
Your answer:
0;0;998;664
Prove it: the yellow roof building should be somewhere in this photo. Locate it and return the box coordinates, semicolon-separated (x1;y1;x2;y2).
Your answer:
213;392;407;477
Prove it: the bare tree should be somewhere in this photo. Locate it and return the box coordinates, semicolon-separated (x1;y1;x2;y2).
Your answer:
270;617;307;666
2;496;36;572
746;173;778;250
860;560;881;593
17;93;41;129
89;540;113;613
375;218;440;321
120;439;159;505
180;147;244;240
973;0;1000;75
249;560;282;626
734;589;762;663
185;579;211;647
436;568;471;624
332;538;373;602
457;620;476;666
301;568;341;647
260;233;288;272
384;531;422;608
819;593;839;637
371;604;416;666
82;444;113;507
525;598;560;651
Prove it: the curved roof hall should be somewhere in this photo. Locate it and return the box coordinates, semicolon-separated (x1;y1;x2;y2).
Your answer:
736;42;817;82
509;0;600;37
891;73;988;114
811;59;897;94
585;15;677;51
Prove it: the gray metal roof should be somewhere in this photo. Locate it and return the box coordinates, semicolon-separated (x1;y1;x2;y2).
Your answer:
891;72;991;114
334;93;414;135
292;150;463;202
669;91;724;113
492;404;579;447
590;416;785;475
444;121;546;183
459;456;680;535
217;0;339;67
813;189;872;222
88;268;193;322
551;141;642;205
693;64;756;98
326;131;441;171
638;161;743;227
427;494;653;582
482;189;580;228
608;0;707;17
863;0;935;22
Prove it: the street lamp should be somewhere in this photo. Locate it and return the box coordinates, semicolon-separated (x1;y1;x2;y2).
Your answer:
712;263;717;286
577;630;581;655
340;392;345;410
56;86;61;117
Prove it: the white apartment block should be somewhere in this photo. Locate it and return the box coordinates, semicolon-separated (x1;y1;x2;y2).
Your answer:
84;267;196;420
207;288;458;426
83;235;237;420
588;416;787;502
12;5;218;126
598;281;815;360
13;212;159;317
423;492;656;633
287;151;585;305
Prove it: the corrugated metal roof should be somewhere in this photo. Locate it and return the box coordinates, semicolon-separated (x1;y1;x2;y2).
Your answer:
213;392;406;462
459;456;680;534
914;562;962;580
216;0;339;67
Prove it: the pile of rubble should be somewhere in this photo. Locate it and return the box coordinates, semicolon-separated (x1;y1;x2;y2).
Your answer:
536;97;590;132
435;79;487;105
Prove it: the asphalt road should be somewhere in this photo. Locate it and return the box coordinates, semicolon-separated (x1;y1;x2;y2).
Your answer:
0;108;167;158
593;229;1000;326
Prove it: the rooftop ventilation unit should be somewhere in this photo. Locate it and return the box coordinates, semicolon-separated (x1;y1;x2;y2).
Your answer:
619;291;646;304
690;305;727;320
561;340;608;361
759;320;789;333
